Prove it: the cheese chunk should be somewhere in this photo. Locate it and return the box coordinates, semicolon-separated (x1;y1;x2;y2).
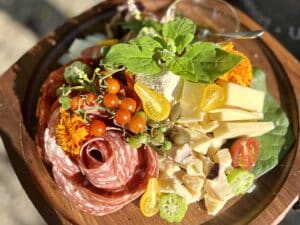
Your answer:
159;158;180;177
182;156;205;177
174;143;192;163
212;148;232;171
220;82;265;112
182;175;204;202
213;122;274;139
204;193;227;216
190;135;212;154
135;70;182;102
204;173;234;201
208;108;263;121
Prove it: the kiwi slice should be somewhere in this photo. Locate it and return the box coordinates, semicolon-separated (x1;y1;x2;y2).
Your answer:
158;193;188;223
227;168;255;195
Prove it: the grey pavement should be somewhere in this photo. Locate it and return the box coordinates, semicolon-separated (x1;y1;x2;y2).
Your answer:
0;1;100;224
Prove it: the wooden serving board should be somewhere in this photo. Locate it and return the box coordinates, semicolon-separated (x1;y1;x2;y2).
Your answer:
0;1;299;225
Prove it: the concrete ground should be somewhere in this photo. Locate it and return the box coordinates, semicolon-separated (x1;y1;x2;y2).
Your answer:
0;1;100;224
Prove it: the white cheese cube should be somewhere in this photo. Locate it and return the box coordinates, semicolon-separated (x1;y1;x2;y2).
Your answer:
173;143;192;163
204;193;227;216
213;122;275;139
159;158;180;177
213;148;232;171
220;82;265;112
204;173;234;201
190;135;212;154
182;175;204;202
182;156;205;177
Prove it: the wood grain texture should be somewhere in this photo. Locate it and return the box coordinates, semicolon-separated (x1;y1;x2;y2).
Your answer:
0;1;299;225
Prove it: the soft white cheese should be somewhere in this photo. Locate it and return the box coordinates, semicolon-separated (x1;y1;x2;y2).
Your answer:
135;70;182;102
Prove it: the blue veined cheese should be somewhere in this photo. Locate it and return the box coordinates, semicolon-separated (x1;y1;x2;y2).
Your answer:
135;71;182;102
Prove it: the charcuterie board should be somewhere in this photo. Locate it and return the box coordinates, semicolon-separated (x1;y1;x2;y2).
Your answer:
0;1;299;225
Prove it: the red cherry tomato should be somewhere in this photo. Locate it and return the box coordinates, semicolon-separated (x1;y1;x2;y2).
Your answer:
86;93;98;106
90;120;107;137
115;109;131;126
103;93;119;108
70;96;83;110
120;97;137;113
230;137;260;170
106;78;120;94
128;113;147;134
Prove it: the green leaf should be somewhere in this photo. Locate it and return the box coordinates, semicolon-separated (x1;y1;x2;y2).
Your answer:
64;61;91;85
58;96;71;110
122;19;162;34
251;68;295;177
103;36;163;75
162;17;196;53
167;42;242;83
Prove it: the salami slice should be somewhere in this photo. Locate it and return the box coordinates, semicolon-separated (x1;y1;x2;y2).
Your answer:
43;110;159;215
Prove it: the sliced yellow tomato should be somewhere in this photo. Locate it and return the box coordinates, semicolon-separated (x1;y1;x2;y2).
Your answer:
199;84;226;112
140;178;160;217
134;82;171;121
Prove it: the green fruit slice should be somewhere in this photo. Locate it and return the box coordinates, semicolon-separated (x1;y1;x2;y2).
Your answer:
227;168;255;195
158;193;188;223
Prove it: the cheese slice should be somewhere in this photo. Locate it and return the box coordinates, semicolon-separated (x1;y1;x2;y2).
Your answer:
208;108;263;121
220;82;265;112
213;122;275;139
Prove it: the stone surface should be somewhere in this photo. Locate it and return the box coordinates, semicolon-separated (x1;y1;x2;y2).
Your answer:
0;1;101;224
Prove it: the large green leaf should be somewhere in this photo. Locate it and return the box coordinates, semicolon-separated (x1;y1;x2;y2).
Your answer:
251;68;295;177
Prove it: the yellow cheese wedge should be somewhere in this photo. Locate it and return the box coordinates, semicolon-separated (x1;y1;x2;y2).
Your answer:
220;82;265;112
208;108;263;121
213;122;275;139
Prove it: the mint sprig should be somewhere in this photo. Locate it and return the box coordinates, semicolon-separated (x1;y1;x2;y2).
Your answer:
103;17;242;83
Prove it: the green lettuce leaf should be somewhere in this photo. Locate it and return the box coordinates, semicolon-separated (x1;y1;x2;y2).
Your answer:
251;68;295;177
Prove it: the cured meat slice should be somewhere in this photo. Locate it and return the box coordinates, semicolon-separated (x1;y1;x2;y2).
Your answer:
43;111;159;215
79;133;139;190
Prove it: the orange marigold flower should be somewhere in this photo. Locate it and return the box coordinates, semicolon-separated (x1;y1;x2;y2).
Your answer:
55;110;89;156
218;42;252;87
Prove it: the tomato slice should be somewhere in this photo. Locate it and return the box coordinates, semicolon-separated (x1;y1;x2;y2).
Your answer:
134;82;171;121
199;84;226;112
230;137;260;170
140;178;160;217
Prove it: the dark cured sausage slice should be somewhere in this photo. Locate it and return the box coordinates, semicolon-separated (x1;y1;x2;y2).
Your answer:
43;110;159;215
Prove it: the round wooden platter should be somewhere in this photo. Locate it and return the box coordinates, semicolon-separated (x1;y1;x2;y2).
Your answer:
0;0;299;225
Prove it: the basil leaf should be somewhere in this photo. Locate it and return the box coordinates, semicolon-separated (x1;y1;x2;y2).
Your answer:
162;17;196;53
58;96;71;110
122;19;162;34
251;68;295;177
103;36;163;75
64;61;91;85
167;42;242;82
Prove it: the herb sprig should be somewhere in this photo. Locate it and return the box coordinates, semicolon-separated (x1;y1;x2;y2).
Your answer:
103;17;242;83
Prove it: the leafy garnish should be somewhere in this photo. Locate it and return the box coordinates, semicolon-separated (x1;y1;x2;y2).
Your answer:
104;37;163;75
64;61;91;85
58;96;71;110
251;68;295;177
103;17;241;83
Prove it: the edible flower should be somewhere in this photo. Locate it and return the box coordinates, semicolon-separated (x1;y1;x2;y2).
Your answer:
55;110;89;156
218;42;252;87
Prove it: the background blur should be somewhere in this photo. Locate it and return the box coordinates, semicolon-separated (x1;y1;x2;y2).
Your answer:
0;0;298;225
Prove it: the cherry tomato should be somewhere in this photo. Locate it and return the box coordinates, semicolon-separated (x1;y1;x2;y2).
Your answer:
134;82;170;121
120;97;137;113
106;78;120;94
128;113;147;134
230;137;260;170
86;93;98;106
90;120;107;137
140;178;160;217
115;109;131;126
70;96;83;110
103;93;119;108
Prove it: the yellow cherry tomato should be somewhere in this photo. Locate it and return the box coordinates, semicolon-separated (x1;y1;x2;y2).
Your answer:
134;82;171;121
140;178;160;217
199;84;226;112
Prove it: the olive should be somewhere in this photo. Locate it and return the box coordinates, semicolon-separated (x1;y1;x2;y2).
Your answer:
169;128;191;145
169;102;181;121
